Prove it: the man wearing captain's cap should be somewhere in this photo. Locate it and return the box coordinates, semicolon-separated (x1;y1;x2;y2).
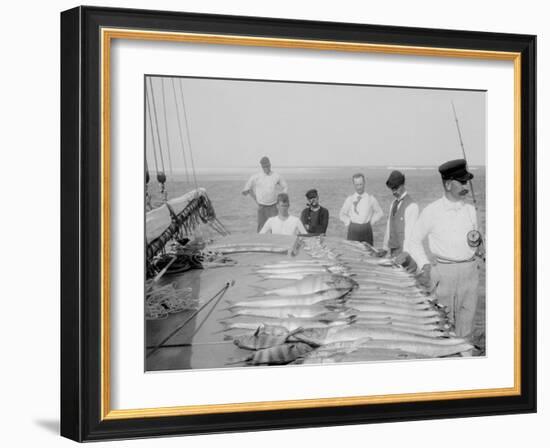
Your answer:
300;189;329;235
403;159;480;339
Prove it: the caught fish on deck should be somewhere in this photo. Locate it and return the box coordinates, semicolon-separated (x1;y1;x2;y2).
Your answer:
256;267;330;275
232;327;304;350
260;274;358;296
227;342;313;365
340;339;474;358
354;312;448;326
292;325;467;347
226;288;351;308
209;244;290;255
260;260;338;269
296;347;424;364
227;304;341;319
327;297;430;311
218;315;356;332
345;302;445;318
348;292;431;305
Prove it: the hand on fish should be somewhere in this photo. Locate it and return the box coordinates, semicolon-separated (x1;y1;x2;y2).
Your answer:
375;249;388;258
394;251;418;273
416;264;432;288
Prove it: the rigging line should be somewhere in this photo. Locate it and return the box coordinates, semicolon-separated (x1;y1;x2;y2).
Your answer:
146;281;233;358
177;78;199;190
148;77;166;175
145;85;160;175
170;78;191;185
208;220;227;237
160;78;174;178
189;282;232;339
214;217;231;235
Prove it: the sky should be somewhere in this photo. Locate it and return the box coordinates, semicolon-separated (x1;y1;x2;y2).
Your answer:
145;75;486;173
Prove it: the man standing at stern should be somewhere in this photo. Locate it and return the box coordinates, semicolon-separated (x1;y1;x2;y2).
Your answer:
300;189;329;235
339;173;383;245
405;159;481;338
242;156;288;232
382;170;419;258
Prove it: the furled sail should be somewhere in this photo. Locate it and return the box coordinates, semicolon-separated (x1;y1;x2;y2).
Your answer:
146;188;216;260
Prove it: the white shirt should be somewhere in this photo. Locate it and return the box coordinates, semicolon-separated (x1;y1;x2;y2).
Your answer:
339;192;383;226
242;171;288;206
382;192;419;252
409;195;478;268
260;215;307;236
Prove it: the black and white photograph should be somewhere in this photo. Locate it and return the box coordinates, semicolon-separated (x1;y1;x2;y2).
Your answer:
55;3;537;443
144;75;487;371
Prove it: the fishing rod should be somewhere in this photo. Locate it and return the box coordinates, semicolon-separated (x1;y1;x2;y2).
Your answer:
451;101;478;207
451;101;486;262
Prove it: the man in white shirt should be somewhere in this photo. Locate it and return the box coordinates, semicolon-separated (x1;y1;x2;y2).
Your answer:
260;193;307;236
242;156;288;232
382;170;419;261
339;173;383;245
405;159;481;338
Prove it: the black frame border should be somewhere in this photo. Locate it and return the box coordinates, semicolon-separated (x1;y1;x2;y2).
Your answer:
61;6;536;442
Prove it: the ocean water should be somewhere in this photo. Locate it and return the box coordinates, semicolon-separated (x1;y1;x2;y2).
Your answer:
150;166;486;242
148;166;486;352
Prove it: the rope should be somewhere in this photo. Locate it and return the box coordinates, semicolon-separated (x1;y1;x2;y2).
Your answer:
160;78;174;178
214;217;231;235
148;77;168;201
146;281;234;358
144;158;153;211
177;78;199;189
189;281;232;338
145;87;160;176
170;78;191;185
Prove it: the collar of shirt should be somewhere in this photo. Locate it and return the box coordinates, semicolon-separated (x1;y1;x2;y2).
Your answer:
392;191;408;206
352;192;369;200
441;195;466;211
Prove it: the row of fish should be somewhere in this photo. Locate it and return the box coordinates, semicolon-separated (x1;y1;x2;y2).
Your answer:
220;238;474;365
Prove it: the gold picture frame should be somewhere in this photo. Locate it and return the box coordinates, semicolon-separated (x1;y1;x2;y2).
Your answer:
61;6;536;441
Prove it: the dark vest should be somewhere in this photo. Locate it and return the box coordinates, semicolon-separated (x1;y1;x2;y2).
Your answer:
388;194;414;250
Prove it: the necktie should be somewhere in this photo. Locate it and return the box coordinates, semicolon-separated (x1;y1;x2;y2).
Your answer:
353;195;362;214
391;199;401;217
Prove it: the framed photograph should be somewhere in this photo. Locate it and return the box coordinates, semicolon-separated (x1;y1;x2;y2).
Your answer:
60;6;536;441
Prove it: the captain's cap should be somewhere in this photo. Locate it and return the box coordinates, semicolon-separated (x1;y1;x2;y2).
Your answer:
385;170;405;189
305;189;318;199
438;159;474;182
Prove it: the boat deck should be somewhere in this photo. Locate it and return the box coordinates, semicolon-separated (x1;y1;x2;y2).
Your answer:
145;233;472;371
146;235;310;370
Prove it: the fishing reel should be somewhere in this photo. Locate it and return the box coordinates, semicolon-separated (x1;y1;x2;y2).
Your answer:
467;230;483;248
467;230;486;262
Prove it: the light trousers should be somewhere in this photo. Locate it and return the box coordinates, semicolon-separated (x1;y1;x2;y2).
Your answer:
432;260;480;337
